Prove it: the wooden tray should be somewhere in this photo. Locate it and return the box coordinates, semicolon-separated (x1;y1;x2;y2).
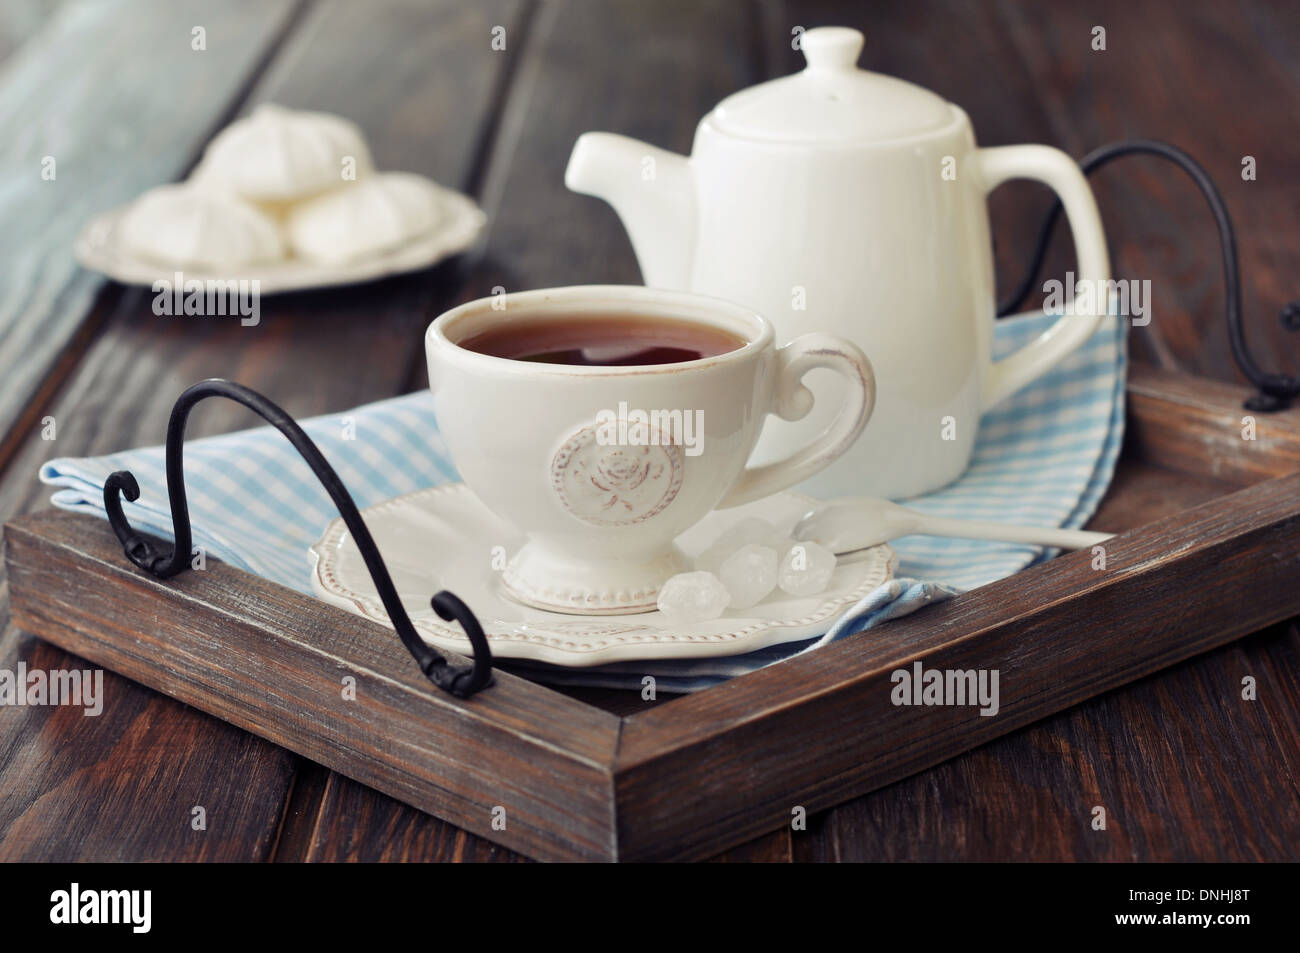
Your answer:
6;365;1300;862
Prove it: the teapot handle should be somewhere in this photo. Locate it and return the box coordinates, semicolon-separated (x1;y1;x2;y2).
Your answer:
974;145;1111;409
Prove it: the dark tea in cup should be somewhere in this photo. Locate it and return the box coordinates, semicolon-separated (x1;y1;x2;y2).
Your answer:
457;314;746;366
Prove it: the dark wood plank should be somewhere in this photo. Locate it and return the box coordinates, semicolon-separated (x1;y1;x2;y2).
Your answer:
0;0;528;863
0;0;302;472
298;773;530;863
241;0;522;199
802;620;1300;861
5;512;622;862
1234;618;1300;814
268;759;333;863
0;631;296;861
439;0;765;307
999;0;1300;384
706;829;793;863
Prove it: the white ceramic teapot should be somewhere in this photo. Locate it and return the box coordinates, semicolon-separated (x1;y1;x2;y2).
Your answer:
566;26;1110;499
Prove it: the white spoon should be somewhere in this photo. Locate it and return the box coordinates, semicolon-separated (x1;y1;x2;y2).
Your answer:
793;496;1112;554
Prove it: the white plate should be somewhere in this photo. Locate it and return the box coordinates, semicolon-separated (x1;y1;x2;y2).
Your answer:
74;185;485;294
309;483;894;667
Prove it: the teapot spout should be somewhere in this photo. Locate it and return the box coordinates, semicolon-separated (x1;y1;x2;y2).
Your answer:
565;132;696;289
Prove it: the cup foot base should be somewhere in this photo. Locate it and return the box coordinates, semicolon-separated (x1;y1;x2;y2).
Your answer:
501;542;688;615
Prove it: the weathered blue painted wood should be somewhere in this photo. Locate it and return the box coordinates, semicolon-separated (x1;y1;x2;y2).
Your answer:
0;0;299;461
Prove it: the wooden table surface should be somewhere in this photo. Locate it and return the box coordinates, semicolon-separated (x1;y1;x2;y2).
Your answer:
1;0;1297;862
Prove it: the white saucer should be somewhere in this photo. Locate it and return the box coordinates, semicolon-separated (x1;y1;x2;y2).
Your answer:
75;186;484;294
309;483;894;667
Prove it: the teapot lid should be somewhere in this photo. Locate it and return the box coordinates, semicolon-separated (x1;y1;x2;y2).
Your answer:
709;27;955;143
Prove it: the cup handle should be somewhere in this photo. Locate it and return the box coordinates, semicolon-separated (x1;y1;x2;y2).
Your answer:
973;144;1111;409
716;333;875;508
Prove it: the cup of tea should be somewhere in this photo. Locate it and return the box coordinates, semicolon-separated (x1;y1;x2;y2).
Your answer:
425;285;875;613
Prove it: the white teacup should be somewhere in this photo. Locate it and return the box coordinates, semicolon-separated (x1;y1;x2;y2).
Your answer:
425;286;875;613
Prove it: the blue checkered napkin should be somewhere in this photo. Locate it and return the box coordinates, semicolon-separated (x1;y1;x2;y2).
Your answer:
41;396;459;587
40;310;1124;693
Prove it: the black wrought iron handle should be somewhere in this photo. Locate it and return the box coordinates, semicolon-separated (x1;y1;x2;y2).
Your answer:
102;379;493;699
998;138;1299;412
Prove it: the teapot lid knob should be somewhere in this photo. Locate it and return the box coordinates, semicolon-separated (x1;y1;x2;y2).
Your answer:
801;26;864;71
707;24;954;143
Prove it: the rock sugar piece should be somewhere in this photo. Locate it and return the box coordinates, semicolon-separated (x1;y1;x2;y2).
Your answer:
778;540;838;597
718;543;778;609
656;571;731;624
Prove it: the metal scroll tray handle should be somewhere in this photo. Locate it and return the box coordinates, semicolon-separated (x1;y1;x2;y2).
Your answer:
101;379;493;699
998;138;1298;412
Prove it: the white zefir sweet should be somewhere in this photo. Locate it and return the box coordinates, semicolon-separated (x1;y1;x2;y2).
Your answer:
285;172;447;265
117;183;284;271
197;103;374;202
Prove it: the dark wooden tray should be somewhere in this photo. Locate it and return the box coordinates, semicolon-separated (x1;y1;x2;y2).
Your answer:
5;365;1300;861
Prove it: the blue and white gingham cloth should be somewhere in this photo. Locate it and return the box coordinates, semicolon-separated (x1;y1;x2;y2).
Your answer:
40;310;1124;693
